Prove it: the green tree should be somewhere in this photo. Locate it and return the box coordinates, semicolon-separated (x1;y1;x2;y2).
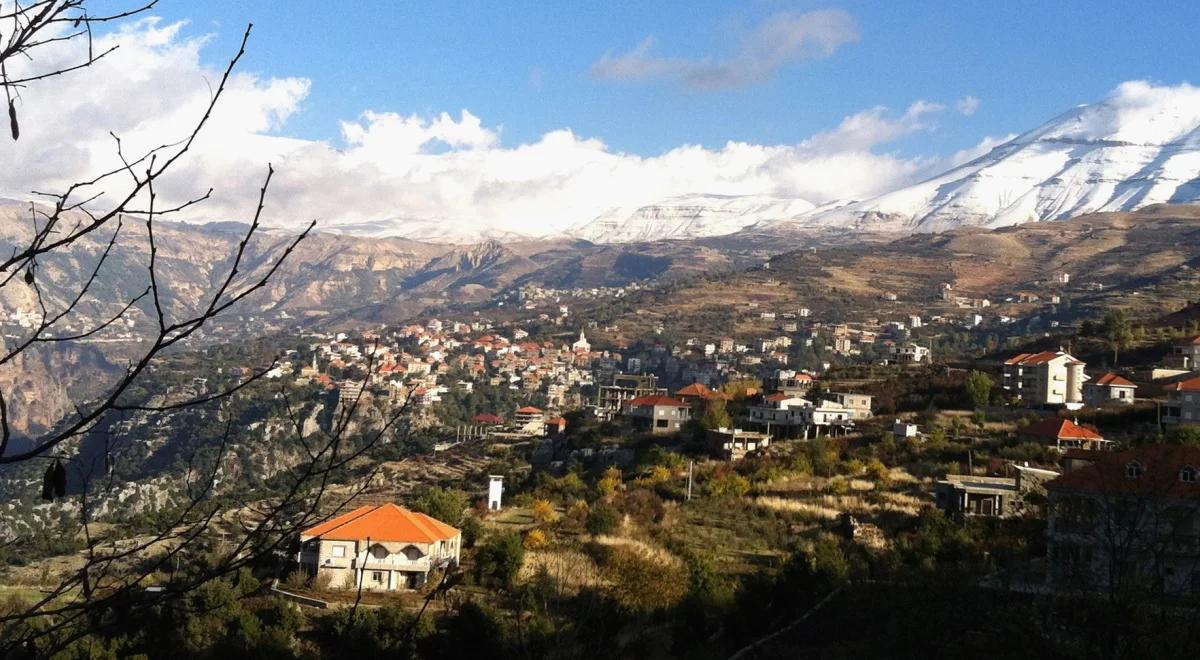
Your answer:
413;486;469;525
1102;308;1133;365
964;371;994;409
701;399;733;430
472;532;525;589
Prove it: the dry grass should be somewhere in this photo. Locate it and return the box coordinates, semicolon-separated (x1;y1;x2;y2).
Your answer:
591;535;683;568
518;549;604;591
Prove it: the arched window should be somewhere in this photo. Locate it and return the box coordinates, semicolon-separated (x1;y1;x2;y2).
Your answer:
1181;466;1199;483
370;544;389;560
1126;461;1145;479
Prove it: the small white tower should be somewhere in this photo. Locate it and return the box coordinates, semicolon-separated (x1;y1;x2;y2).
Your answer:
487;475;504;511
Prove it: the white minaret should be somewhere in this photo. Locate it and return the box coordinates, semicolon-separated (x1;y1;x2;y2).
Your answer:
487;475;504;511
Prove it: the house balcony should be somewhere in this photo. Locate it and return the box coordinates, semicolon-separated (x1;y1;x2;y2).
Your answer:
354;557;432;573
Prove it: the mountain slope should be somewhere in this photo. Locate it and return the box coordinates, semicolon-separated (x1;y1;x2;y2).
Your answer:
570;194;815;243
784;82;1200;233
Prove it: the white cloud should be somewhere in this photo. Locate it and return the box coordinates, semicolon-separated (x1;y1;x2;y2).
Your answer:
956;95;980;116
591;9;860;91
0;19;996;242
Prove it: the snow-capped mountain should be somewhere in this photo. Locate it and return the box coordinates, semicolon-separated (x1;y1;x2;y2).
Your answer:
319;217;534;244
782;82;1200;233
570;194;816;243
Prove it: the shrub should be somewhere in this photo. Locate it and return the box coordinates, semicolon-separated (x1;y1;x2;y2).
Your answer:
284;568;309;590
524;528;551;550
311;569;333;591
586;504;621;535
598;466;622;496
531;499;559;524
601;547;688;613
707;472;751;499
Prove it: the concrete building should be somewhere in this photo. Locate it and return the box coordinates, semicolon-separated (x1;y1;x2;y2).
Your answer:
297;504;461;591
596;373;667;414
709;428;772;461
890;343;931;364
935;465;1059;518
625;395;691;435
487;475;503;511
514;406;546;435
1002;351;1088;409
764;369;816;397
823;392;873;419
1165;336;1200;370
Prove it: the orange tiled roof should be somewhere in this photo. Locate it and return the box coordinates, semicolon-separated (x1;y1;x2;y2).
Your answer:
675;383;713;397
1093;373;1136;387
1167;376;1200;392
1048;445;1200;499
764;392;792;402
1021;418;1104;441
300;503;459;543
515;406;543;414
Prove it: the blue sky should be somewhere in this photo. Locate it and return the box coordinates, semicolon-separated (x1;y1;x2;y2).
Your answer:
147;1;1200;158
10;2;1197;240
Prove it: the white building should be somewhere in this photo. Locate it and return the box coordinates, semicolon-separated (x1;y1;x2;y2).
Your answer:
1002;351;1088;408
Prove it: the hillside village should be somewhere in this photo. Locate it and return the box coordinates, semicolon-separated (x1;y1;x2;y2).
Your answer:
7;208;1200;656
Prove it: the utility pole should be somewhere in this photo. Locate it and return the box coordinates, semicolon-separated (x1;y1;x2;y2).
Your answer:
686;461;693;501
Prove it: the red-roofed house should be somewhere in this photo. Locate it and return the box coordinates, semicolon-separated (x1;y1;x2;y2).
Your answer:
472;413;505;426
624;395;691;435
514;406;546;435
1002;350;1088;408
1019;418;1111;452
675;382;714;405
297;503;461;590
545;416;568;436
1083;373;1137;407
1045;445;1200;593
1164;376;1200;426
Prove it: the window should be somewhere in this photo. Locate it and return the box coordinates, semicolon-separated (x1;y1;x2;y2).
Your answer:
331;545;345;558
372;571;384;582
1126;461;1145;479
1182;467;1199;483
656;419;668;428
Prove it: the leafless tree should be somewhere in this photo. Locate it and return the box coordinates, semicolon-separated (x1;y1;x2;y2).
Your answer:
0;7;425;656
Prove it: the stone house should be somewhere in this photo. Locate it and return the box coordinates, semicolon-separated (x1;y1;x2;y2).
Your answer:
1083;373;1137;407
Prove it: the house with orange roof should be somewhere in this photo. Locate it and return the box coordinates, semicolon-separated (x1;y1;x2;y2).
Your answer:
675;382;716;406
1083;373;1137;407
514;405;546;435
1164;375;1200;426
1002;350;1088;409
1045;444;1200;593
1019;417;1111;452
297;503;461;591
